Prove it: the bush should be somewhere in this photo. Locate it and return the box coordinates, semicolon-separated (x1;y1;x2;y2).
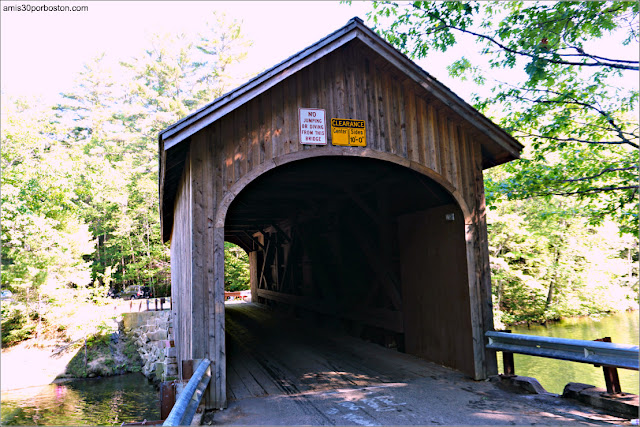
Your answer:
1;304;35;346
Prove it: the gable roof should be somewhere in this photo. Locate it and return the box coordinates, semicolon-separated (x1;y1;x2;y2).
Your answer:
159;17;523;241
159;17;522;156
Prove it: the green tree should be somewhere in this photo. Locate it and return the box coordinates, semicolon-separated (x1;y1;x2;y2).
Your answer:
54;12;251;294
1;96;95;342
1;11;252;345
489;196;637;326
224;242;250;292
365;1;639;233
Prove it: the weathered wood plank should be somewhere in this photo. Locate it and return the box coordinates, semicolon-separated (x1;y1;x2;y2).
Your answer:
448;119;460;190
191;135;206;359
398;82;409;159
437;109;451;181
415;96;427;166
363;56;377;151
472;141;496;378
334;53;346;121
344;44;355;119
295;69;304;152
249;97;260;172
236;107;248;182
222;118;234;193
405;88;419;163
426;104;439;173
316;57;327;118
283;77;295;156
353;48;365;123
271;82;284;159
211;226;227;408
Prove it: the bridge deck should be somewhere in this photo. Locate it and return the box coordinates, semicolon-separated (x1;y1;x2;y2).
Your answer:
225;302;450;401
218;303;629;425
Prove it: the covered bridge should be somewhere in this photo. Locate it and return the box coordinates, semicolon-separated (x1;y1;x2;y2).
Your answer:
158;17;523;409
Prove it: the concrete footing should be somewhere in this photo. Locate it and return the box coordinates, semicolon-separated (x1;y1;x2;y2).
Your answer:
562;382;639;419
491;374;557;396
490;375;638;420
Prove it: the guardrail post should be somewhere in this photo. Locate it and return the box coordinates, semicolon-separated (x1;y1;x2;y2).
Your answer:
594;337;622;395
163;359;211;426
160;380;177;420
500;330;515;377
155;298;159;311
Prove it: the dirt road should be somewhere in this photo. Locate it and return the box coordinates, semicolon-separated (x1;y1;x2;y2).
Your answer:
204;303;631;425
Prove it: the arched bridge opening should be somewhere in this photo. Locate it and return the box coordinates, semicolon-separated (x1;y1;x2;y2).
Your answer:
160;18;523;409
223;156;475;379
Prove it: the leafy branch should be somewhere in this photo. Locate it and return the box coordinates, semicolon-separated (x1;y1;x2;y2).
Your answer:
408;2;639;71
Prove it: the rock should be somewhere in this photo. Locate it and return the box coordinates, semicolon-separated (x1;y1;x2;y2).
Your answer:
147;330;168;341
166;363;178;377
165;347;177;358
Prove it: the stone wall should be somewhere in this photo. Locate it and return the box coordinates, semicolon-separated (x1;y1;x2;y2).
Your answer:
122;311;177;382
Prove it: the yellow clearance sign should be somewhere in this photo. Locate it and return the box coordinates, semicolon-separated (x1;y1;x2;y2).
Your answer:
331;118;366;147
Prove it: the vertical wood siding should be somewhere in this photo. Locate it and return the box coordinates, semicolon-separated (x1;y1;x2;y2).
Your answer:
170;155;192;375
170;40;496;407
195;43;484;211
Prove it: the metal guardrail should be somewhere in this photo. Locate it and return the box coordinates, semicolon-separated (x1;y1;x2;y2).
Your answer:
163;358;211;426
486;331;639;370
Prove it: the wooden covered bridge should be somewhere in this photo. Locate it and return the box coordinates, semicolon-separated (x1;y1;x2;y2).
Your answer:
158;17;523;409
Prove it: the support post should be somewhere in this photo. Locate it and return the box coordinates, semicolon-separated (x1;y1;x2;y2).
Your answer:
595;337;622;395
501;330;515;377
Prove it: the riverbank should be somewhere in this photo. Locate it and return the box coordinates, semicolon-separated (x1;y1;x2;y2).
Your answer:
0;332;141;391
1;338;79;391
1;300;152;390
500;308;639;329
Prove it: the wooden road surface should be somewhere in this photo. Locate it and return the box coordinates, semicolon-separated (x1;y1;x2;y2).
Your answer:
214;303;630;426
225;302;445;401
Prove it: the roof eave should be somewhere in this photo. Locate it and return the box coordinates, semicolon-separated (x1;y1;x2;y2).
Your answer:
159;17;522;162
159;18;361;151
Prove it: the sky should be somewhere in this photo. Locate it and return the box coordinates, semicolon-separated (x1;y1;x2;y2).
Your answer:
0;1;375;102
0;0;490;107
1;1;636;108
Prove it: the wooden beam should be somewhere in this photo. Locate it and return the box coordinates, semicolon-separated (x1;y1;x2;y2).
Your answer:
256;289;404;333
243;231;265;251
258;239;271;291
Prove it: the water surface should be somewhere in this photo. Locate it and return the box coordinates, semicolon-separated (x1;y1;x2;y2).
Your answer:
500;310;639;395
1;373;160;426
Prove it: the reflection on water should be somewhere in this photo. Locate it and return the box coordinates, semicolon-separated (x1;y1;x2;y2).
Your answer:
1;373;160;426
499;310;639;395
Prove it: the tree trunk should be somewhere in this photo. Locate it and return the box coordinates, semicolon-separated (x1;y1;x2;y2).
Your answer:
546;247;561;308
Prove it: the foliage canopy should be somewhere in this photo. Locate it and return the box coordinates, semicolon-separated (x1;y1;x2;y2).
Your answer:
367;0;639;233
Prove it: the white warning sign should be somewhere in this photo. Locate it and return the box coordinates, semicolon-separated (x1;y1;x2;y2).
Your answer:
299;108;327;145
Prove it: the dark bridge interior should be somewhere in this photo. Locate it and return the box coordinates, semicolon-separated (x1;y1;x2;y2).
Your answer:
224;156;475;376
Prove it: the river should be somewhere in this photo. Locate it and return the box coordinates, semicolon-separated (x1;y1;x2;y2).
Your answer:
0;373;160;426
500;310;639;395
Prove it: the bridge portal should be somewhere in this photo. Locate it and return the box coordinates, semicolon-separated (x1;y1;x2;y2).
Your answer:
158;17;522;409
